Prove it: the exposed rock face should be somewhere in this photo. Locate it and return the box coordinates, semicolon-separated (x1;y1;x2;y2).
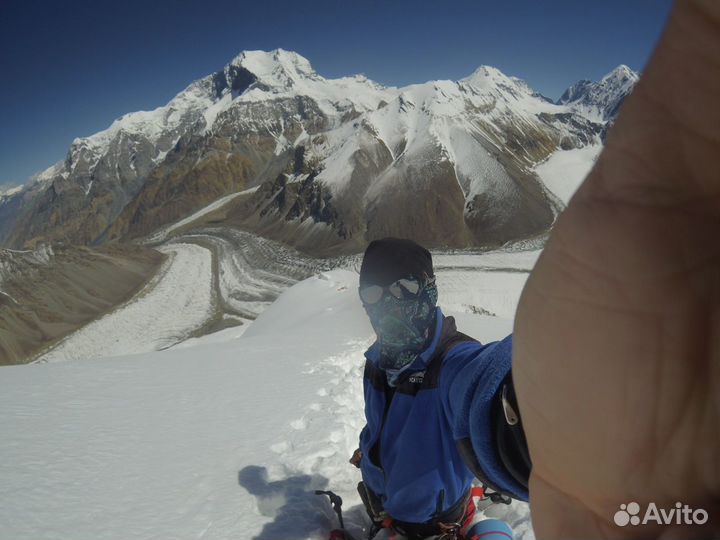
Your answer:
0;50;638;254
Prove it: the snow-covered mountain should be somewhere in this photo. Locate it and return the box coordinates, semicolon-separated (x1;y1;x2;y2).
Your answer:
0;50;636;254
557;65;639;122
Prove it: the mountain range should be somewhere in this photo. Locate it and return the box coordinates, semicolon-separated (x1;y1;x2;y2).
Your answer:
0;49;638;256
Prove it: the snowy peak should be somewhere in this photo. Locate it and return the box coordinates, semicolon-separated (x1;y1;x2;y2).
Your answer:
228;48;319;89
459;65;537;100
461;65;547;99
461;65;510;90
603;64;637;83
62;50;327;180
221;48;392;102
453;64;563;124
558;64;639;121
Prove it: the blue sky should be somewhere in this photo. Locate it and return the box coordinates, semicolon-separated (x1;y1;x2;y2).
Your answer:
0;0;673;187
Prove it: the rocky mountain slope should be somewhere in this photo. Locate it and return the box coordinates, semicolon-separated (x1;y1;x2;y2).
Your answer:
0;50;638;255
0;243;165;365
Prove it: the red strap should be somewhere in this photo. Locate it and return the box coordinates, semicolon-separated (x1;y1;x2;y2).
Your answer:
459;486;492;537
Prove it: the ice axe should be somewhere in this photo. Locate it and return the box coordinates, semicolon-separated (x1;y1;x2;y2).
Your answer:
315;489;345;529
315;489;362;540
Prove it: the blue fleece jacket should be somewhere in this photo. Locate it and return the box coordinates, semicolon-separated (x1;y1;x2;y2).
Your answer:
359;306;528;524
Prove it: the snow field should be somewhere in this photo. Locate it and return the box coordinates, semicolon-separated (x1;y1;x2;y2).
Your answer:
2;248;539;539
534;145;602;205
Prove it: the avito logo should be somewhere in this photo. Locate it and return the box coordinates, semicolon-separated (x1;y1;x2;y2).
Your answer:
614;502;709;527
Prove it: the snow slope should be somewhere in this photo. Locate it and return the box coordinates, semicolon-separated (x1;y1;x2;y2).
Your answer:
0;254;535;540
534;145;602;205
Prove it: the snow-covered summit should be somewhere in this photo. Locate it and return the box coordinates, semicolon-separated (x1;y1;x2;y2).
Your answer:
63;49;392;172
230;48;321;87
57;50;327;184
460;65;540;99
461;65;511;90
558;64;639;121
605;64;637;82
459;65;564;118
225;48;394;121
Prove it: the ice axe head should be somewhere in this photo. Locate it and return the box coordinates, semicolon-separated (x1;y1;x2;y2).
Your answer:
315;490;345;529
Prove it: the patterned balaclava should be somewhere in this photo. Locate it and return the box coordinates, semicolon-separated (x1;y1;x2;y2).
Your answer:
365;278;438;373
359;238;439;385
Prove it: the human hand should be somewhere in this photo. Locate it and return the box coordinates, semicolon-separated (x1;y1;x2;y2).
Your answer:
350;448;363;468
513;1;719;538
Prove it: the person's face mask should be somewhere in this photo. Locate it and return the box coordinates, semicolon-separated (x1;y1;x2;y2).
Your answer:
360;275;438;372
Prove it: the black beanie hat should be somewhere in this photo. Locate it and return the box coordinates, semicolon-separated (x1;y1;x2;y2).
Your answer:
359;237;434;287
